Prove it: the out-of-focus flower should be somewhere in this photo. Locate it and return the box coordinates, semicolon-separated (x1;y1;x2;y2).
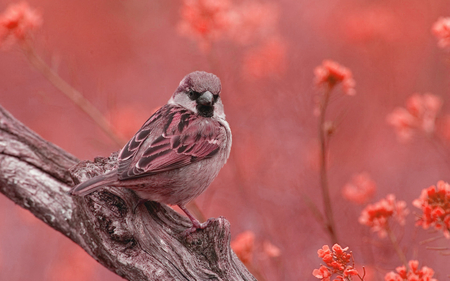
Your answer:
406;93;442;133
386;93;442;142
227;2;278;45
432;17;450;49
359;194;409;238
384;260;437;281
262;240;281;258
314;60;356;96
242;37;286;79
342;172;376;205
231;230;255;265
177;0;231;50
386;108;416;142
0;2;41;47
413;180;450;238
178;0;282;53
313;244;360;281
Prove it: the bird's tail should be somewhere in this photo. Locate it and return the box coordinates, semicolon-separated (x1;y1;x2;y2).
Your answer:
69;171;117;196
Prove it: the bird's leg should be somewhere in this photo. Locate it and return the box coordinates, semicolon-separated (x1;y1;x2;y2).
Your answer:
178;204;211;233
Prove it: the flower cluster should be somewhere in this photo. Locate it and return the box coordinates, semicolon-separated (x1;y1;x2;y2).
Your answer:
312;244;360;281
178;0;279;50
386;93;442;142
0;2;41;47
342;172;377;205
177;0;231;50
314;60;356;96
432;17;450;50
359;194;409;238
230;230;255;265
384;260;437;281
178;0;286;79
413;180;450;238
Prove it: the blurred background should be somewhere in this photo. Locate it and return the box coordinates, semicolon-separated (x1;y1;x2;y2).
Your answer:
0;0;450;280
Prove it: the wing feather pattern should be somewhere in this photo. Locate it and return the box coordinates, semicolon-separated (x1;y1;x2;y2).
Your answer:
117;105;224;180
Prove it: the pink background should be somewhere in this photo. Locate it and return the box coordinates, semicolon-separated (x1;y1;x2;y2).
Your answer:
1;0;450;280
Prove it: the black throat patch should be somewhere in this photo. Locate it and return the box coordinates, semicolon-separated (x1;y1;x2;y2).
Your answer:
197;105;214;117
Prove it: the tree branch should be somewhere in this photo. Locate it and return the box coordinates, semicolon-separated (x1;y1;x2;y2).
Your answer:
0;105;255;281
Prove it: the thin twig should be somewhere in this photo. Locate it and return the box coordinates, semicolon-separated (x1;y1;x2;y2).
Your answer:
386;223;408;268
301;192;326;227
20;40;126;148
318;84;338;244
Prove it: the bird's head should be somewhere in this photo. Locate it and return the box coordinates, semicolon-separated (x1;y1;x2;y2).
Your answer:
170;71;225;119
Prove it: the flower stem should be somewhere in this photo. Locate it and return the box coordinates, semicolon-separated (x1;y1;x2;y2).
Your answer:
318;85;338;244
21;40;126;148
386;223;408;268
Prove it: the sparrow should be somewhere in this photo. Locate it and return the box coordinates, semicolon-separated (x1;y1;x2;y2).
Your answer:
69;71;232;233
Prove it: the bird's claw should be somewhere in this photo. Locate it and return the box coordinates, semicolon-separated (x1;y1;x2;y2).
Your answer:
184;218;214;236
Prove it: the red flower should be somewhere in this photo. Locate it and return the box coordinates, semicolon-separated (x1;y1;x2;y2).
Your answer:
314;60;356;96
432;17;450;49
359;194;409;238
262;240;281;258
342;172;377;205
313;265;332;281
313;244;360;280
177;0;231;50
386;93;442;142
413;180;450;238
0;2;41;47
384;260;437;281
177;0;282;53
230;230;255;265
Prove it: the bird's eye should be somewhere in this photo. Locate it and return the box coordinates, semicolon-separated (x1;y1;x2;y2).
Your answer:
187;91;200;100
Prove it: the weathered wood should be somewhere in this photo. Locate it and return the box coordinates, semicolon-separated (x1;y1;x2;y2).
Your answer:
0;105;256;281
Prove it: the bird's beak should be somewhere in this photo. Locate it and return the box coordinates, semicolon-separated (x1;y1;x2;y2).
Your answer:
197;91;214;106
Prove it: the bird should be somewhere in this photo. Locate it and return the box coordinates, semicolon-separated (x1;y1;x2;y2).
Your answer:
69;71;232;233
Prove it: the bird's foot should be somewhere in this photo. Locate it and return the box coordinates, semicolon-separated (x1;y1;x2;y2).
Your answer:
184;218;213;235
178;204;214;235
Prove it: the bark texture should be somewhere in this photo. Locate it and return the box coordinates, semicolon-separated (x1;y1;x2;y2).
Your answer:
0;105;256;281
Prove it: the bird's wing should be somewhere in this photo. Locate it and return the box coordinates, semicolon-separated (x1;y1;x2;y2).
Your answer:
117;105;224;180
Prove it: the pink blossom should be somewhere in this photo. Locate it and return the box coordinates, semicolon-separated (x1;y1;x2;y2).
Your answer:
313;244;361;280
313;265;332;281
262;240;281;258
342;172;376;205
177;0;281;52
314;60;356;96
384;260;437;281
387;93;442;142
413;180;450;238
230;230;255;265
0;2;41;47
432;17;450;49
359;194;409;238
177;0;231;50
